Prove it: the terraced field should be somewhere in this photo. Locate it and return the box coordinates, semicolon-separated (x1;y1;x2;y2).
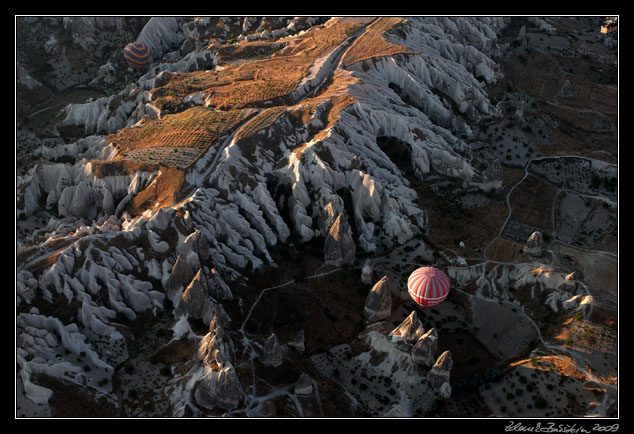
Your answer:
234;106;287;142
149;18;369;112
107;107;251;167
105;17;394;170
341;16;417;67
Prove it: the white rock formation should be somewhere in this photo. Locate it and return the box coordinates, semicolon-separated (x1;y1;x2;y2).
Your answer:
524;231;544;257
294;373;313;395
473;158;503;192
197;311;233;369
527;17;556;34
164;254;196;303
389;311;425;345
180;269;208;319
19;156;157;221
287;329;305;353
411;328;438;367
361;260;375;285
137;17;182;60
324;213;356;267
260;333;284;367
426;350;453;392
363;275;392;322
439;381;452;399
563;294;593;312
194;365;241;410
560;272;578;290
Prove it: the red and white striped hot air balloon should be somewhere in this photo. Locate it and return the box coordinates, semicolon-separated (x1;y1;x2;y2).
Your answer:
407;267;450;309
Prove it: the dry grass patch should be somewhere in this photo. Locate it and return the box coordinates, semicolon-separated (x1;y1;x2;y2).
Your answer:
151;19;370;112
212;40;284;62
557;75;617;116
504;51;563;102
284;18;360;58
35;374;117;418
234;106;287;142
108;107;248;154
485;237;525;263
106;107;252;168
204;58;313;109
341;17;418;67
124;166;188;216
508;173;558;230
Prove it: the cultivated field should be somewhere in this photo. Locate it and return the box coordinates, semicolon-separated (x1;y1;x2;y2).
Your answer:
107;107;251;168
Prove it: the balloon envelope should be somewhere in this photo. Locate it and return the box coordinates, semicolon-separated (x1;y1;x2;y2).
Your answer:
407;267;450;308
123;41;151;70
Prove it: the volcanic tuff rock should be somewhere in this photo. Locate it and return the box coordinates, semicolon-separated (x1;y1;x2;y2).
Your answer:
260;333;284;367
411;328;439;367
524;231;544;257
287;329;305;353
194;365;242;410
439;382;452;399
389;311;425;345
563;294;593;312
17;16;512;277
361;260;376;285
426;350;453;392
165;254;196;303
179;230;210;267
207;267;233;301
194;308;242;410
293;373;314;395
560;272;578;290
363;275;392;322
180;269;208;319
20;155;156;219
316;187;346;235
324;213;356;267
197;311;233;368
136;17;181;60
474;158;503;192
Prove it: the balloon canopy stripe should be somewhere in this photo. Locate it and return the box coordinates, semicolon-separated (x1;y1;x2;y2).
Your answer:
124;42;150;69
127;42;150;54
125;50;149;61
407;267;450;308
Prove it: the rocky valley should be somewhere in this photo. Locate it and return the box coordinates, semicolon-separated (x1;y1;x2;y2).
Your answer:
15;15;618;419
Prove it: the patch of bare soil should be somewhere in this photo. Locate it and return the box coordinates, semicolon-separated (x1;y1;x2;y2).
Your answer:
497;36;617;162
412;175;508;257
438;330;501;384
341;17;417;67
485;237;525;263
231;239;366;354
108;107;249;156
242;268;366;354
153;338;197;365
35;374;117;417
503;51;563;102
124;166;189;216
509;173;558;231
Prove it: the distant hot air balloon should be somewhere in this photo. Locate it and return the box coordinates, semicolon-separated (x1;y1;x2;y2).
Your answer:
123;41;151;70
407;267;450;309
